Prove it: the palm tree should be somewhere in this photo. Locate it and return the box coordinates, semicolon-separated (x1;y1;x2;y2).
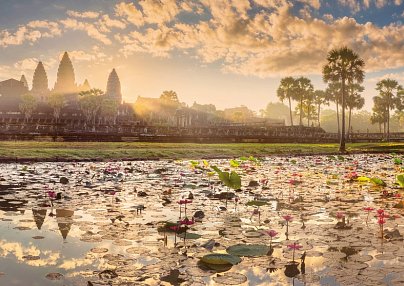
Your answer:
346;83;365;137
323;47;365;152
313;90;329;127
325;82;342;135
371;97;387;134
293;77;314;126
277;77;296;126
375;79;403;141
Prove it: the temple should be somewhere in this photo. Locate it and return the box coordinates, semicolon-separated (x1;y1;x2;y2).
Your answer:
106;69;122;104
31;61;49;101
53;52;77;94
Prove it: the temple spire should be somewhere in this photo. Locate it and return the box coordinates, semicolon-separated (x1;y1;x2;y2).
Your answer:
20;75;28;89
106;68;122;104
54;52;76;94
31;61;49;101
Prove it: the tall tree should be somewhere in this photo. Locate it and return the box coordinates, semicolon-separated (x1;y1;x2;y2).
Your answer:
100;98;119;124
19;93;37;123
323;47;365;152
79;88;103;129
375;79;403;141
293;77;314;126
313;90;329;127
277;77;296;126
346;83;365;137
325;82;342;135
48;93;65;125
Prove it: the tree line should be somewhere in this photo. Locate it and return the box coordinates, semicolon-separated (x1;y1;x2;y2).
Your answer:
276;47;403;152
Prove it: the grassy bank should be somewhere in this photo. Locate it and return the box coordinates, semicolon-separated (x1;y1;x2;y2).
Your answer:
0;141;403;161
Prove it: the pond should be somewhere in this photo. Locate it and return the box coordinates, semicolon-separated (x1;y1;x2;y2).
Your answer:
0;154;403;285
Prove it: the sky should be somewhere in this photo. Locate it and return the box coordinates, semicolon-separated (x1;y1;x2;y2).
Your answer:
0;0;403;112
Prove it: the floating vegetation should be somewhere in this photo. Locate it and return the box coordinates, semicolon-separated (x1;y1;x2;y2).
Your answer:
0;153;403;285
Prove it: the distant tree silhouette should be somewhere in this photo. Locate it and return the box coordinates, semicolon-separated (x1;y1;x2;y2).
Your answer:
323;47;365;152
325;82;342;135
48;93;65;125
293;77;314;126
374;79;403;140
79;88;103;129
160;90;179;103
100;98;118;124
19;93;37;123
346;83;364;137
277;77;296;126
313;90;329;127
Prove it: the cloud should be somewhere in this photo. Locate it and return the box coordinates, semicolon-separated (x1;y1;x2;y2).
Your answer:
298;0;321;10
67;10;100;19
114;1;404;77
60;18;111;45
0;20;61;47
115;2;144;27
338;0;361;13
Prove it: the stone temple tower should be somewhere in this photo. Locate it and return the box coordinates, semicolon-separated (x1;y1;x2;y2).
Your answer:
31;61;49;101
20;75;28;89
105;68;122;104
53;52;76;94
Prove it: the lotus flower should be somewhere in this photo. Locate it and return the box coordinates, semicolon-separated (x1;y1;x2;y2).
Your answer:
283;215;293;222
47;191;56;199
287;242;303;262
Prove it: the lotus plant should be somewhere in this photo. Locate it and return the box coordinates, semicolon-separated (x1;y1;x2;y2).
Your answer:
177;199;192;219
263;229;278;248
283;214;293;235
363;207;374;224
376;209;388;239
287;242;303;262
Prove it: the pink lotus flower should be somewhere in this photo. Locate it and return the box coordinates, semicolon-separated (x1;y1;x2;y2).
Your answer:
263;230;278;238
170;225;180;231
287;243;303;250
282;215;293;222
377;209;384;216
47;191;56;199
178;199;192;205
364;207;374;211
336;212;344;219
377;218;386;225
287;242;302;262
180;218;194;225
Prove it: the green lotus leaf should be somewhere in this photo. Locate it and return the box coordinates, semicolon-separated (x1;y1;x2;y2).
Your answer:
200;253;241;265
245;200;268;206
226;244;270;257
396;174;404;188
370;177;386;187
177;232;201;239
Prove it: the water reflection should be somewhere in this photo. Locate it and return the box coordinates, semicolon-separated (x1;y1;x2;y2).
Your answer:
0;155;402;285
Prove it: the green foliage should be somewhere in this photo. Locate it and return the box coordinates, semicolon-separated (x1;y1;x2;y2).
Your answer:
396;174;404;188
394;158;402;165
211;166;241;190
370;177;386;187
200;253;241;265
245;200;268;206
229;159;240;168
226;244;270;257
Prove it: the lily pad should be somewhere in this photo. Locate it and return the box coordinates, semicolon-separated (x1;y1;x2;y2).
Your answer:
200;253;241;265
226;244;270;257
177;232;202;239
245;200;268;207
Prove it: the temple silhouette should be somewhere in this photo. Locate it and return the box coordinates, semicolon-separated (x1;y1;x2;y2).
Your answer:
0;51;319;143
